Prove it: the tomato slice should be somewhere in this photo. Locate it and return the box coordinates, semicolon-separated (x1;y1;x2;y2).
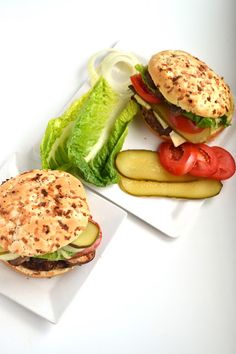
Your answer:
159;142;198;176
168;113;204;134
189;144;218;177
210;147;236;180
130;74;161;104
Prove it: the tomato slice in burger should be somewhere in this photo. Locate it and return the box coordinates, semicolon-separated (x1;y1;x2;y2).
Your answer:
130;74;161;104
209;146;236;180
168;113;204;134
189;144;218;177
159;142;198;176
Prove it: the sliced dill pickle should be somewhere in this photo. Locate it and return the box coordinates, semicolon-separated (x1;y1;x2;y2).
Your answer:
116;150;196;182
119;176;222;199
70;221;99;248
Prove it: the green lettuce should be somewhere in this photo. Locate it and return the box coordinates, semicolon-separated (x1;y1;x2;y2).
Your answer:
0;248;75;262
34;248;75;261
40;92;89;169
40;77;139;186
182;111;230;129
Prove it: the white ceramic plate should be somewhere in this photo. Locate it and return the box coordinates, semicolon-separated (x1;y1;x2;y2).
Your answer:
59;41;236;238
0;154;127;323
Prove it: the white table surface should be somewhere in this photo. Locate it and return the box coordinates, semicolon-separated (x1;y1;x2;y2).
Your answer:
0;1;235;353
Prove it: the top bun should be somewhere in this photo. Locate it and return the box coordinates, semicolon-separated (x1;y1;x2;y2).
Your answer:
0;170;90;257
148;50;233;118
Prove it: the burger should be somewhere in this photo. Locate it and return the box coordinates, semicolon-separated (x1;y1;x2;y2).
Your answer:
130;50;234;145
0;169;102;278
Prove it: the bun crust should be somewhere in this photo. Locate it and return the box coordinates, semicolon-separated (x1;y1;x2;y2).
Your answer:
148;50;233;118
1;260;73;278
0;170;90;257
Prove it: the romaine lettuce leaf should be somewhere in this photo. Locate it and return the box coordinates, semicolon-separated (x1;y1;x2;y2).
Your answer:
67;95;139;185
40;77;139;186
41;92;89;169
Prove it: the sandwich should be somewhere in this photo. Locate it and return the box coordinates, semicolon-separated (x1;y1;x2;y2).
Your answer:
0;169;102;278
130;50;234;145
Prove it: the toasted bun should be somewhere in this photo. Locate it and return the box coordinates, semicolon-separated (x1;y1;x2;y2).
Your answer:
0;170;90;257
148;50;233;118
1;260;73;278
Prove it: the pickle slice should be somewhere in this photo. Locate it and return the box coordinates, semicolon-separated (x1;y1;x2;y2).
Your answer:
119;176;222;199
70;221;99;248
116;150;196;182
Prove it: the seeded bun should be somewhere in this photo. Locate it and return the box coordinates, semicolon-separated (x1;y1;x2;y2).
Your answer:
148;50;233;118
0;170;90;257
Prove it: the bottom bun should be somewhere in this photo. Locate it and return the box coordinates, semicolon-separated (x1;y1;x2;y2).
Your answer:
1;260;74;278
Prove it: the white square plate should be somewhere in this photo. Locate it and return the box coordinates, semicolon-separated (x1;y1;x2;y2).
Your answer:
59;41;235;238
0;154;127;323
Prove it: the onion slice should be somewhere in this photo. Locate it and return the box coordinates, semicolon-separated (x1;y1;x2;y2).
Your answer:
87;49;140;96
0;252;20;261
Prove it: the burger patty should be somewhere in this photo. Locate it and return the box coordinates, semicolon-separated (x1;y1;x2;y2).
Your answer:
19;258;70;271
8;251;96;271
141;107;172;136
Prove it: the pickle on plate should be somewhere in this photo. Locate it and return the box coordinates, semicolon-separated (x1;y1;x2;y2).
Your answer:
119;175;222;199
116;150;196;182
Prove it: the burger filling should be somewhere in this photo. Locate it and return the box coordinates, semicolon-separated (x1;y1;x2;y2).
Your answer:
130;64;230;145
8;251;96;271
0;219;101;272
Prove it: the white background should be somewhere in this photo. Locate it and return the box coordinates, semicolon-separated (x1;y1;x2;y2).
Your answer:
0;1;235;353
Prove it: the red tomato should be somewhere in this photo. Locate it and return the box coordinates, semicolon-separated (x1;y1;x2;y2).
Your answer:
210;146;236;180
159;142;198;176
168;113;204;134
189;144;218;177
130;74;161;104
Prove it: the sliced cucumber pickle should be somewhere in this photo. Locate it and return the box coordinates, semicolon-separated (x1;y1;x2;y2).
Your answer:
70;221;99;248
119;176;222;199
116;150;196;182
